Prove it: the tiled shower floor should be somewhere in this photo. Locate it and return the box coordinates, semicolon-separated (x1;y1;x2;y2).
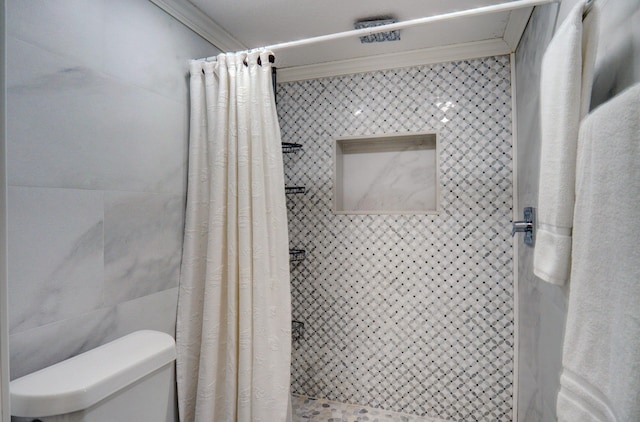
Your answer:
291;395;440;422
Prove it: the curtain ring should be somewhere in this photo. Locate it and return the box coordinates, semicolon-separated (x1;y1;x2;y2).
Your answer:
242;54;275;67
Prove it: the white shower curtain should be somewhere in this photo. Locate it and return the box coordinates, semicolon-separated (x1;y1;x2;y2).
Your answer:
176;51;292;422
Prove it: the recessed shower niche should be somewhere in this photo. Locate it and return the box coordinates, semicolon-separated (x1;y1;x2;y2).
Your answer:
333;132;439;214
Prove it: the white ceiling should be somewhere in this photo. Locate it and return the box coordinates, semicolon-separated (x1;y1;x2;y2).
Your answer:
153;0;538;80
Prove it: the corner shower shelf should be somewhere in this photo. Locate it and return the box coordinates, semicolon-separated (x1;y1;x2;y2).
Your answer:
289;249;305;262
285;186;305;195
284;141;304;267
292;320;304;342
282;142;302;154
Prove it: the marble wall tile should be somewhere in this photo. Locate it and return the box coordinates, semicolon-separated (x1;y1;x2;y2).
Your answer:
104;192;184;305
341;148;437;212
9;288;178;379
514;4;558;209
515;1;640;420
8;187;104;334
537;282;568;420
102;0;216;103
6;0;105;67
7;38;188;194
6;0;217;104
9;307;114;380
111;287;178;339
6;0;215;381
514;4;569;421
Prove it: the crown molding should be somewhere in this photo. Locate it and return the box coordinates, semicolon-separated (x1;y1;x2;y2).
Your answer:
148;0;246;52
504;7;534;51
277;38;511;83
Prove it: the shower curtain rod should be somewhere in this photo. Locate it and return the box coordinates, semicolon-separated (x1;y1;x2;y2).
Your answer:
201;0;559;61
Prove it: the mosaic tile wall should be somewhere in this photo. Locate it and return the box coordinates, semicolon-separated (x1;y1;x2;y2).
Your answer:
277;56;514;422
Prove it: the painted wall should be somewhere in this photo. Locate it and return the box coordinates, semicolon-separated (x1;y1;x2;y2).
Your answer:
6;0;218;379
278;56;514;421
514;0;640;420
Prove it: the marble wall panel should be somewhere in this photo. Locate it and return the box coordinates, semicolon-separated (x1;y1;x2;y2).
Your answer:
340;148;437;212
8;187;104;333
6;0;213;104
104;192;184;305
9;288;178;379
5;0;218;380
514;5;566;422
102;0;215;104
6;0;105;67
7;38;188;193
514;0;640;420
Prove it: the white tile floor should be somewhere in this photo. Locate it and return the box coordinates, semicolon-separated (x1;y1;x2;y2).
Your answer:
291;395;440;422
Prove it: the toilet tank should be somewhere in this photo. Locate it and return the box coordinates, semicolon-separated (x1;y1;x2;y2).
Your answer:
10;330;177;422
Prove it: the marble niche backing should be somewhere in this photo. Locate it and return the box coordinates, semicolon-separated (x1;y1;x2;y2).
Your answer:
334;132;439;214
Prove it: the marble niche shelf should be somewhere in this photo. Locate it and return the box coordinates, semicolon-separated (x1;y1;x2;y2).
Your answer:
333;132;439;215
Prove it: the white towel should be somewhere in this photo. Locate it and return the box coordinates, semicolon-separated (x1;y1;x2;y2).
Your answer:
556;83;640;422
533;0;599;285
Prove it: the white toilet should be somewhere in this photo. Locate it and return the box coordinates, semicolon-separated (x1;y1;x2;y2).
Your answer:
10;330;178;422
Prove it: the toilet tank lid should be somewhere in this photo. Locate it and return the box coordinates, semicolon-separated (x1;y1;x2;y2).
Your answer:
10;330;176;418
